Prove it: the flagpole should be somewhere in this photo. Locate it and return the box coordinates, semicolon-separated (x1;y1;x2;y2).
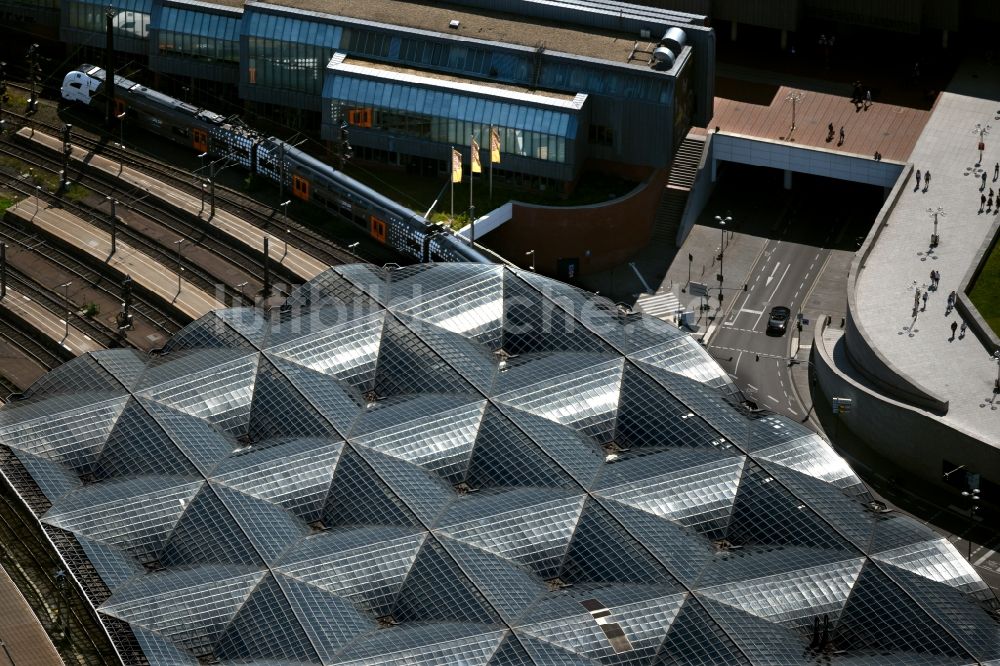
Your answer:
470;133;475;246
450;145;454;221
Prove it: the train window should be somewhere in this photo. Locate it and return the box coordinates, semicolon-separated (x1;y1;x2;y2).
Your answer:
172;126;190;139
370;216;387;243
292;175;310;201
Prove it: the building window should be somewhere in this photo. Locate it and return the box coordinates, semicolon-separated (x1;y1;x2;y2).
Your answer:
588;125;614;147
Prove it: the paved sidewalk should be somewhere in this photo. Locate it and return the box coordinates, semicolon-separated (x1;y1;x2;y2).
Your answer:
852;57;1000;445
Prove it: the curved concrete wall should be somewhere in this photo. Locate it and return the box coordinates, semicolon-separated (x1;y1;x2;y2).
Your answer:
956;212;1000;356
812;319;1000;503
484;169;668;276
843;163;949;414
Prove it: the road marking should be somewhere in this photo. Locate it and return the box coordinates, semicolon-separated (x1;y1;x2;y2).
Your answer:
734;350;743;375
746;384;758;392
787;407;799;415
766;262;780;286
974;549;996;566
636;291;681;318
765;263;791;304
767;394;779;403
740;308;763;315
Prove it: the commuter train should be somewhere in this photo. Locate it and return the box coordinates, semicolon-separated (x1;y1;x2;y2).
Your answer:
60;64;492;264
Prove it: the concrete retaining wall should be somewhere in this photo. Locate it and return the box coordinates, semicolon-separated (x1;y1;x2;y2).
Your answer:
483;169;668;276
812;319;1000;502
956;212;1000;356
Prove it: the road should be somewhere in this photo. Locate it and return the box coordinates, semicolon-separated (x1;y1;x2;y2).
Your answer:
706;207;839;420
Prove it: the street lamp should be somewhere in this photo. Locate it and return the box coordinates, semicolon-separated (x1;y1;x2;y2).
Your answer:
525;249;535;271
173;239;184;294
973;123;991;165
348;241;359;252
58;281;72;339
961;488;981;561
993;350;1000;393
785;90;804;133
714;215;731;283
117;111;126;173
927;206;945;249
107;196;118;255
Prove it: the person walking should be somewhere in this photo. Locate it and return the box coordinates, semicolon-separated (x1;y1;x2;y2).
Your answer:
924;170;930;191
995;161;999;181
983;193;988;212
983;171;989;190
959;321;967;339
915;169;922;190
865;89;872;109
921;290;928;311
950;320;958;340
838;126;845;145
989;193;994;211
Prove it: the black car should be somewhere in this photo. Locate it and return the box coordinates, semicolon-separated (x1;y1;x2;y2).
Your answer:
766;306;791;335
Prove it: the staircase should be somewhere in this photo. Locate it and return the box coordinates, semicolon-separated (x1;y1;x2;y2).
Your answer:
651;134;706;246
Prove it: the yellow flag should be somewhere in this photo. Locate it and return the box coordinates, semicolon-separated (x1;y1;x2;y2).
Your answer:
471;137;482;173
451;147;462;183
490;126;501;163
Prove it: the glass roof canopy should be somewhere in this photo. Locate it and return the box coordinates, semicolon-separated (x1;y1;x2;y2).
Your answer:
0;263;998;665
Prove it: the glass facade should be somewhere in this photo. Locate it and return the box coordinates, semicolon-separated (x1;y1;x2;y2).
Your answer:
156;5;239;64
325;72;577;164
243;10;342;98
64;0;152;46
2;264;999;665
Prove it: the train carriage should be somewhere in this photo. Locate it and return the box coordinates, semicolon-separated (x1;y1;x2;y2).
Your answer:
61;64;492;265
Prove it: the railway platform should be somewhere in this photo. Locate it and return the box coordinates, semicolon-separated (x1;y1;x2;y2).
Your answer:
0;285;101;356
16;128;330;282
7;197;225;320
0;565;63;666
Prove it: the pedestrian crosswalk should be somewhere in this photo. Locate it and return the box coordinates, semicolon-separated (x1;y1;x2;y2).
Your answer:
636;291;682;320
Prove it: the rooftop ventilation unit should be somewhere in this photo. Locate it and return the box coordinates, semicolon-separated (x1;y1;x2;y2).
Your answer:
449;19;460;29
651;46;675;70
661;26;687;52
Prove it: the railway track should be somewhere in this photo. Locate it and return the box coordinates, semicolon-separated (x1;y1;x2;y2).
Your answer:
10;104;369;269
0;374;20;399
0;315;64;372
0;140;276;303
0;216;186;338
3;267;118;349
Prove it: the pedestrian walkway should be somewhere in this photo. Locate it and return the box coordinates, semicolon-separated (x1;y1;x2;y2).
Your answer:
7;197;224;320
16;128;330;282
0;565;63;666
0;285;100;356
635;290;681;321
710;84;928;162
850;56;1000;446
